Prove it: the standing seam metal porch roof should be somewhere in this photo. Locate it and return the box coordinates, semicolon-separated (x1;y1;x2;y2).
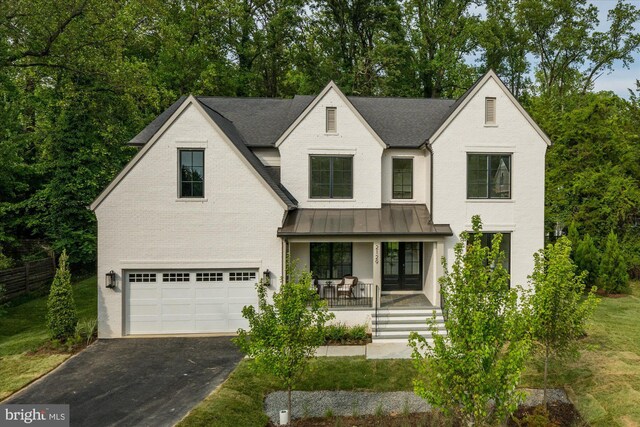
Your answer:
277;204;453;237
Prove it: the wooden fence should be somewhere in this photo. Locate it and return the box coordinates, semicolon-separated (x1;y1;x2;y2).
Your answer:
0;257;57;300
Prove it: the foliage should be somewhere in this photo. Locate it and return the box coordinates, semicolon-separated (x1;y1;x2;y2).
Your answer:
524;236;599;407
0;0;638;271
567;222;580;252
0;284;6;317
574;233;600;286
46;250;78;340
74;317;97;346
324;322;368;343
408;215;530;426
599;231;629;294
233;261;334;418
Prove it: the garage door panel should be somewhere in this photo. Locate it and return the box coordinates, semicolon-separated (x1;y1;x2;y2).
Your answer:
195;288;227;298
195;303;227;314
126;269;258;335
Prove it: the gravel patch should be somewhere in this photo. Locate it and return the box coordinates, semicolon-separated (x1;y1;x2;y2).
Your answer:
264;388;569;424
265;391;430;422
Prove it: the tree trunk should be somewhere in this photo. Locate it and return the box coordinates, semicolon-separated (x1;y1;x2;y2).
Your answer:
543;343;549;409
288;385;292;425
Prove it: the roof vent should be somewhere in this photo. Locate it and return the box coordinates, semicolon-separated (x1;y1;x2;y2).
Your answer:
485;97;496;125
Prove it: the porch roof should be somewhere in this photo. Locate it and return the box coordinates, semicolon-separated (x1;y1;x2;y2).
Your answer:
277;204;453;237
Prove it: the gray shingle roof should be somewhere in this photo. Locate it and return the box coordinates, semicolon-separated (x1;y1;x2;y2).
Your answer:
196;96;314;147
129;92;461;149
196;100;298;209
348;97;455;147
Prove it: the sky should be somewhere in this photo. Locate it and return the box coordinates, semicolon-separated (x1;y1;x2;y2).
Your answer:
466;0;640;97
590;0;640;96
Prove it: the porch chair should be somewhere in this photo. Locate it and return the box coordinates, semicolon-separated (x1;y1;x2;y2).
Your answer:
337;275;358;298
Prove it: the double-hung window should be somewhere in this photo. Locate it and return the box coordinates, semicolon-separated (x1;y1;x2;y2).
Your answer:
179;149;204;198
310;242;352;279
392;158;413;199
310;156;353;199
467;153;511;199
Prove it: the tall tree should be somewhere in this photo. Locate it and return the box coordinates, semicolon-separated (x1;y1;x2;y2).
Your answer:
405;0;480;98
516;0;640;97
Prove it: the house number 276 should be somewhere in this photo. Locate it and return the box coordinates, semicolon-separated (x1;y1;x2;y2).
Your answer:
374;244;379;264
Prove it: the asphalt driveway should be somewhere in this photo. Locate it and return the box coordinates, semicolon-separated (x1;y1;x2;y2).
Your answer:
4;337;243;427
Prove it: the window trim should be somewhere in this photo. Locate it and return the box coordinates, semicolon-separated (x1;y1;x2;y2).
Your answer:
178;149;205;199
466;153;512;200
310;242;353;280
391;157;414;200
309;155;354;199
326;107;337;133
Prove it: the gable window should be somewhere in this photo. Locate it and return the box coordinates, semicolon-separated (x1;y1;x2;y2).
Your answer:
310;156;353;199
310;242;352;279
392;158;413;199
326;107;337;133
485;97;496;124
467;153;511;199
179;149;204;198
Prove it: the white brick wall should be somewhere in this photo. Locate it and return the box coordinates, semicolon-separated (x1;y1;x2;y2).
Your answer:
95;103;286;338
431;76;547;289
279;88;384;208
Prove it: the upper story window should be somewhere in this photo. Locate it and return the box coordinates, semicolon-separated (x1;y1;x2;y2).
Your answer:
485;97;496;125
467;153;511;199
310;156;353;199
392;158;413;199
179;149;204;198
326;107;337;133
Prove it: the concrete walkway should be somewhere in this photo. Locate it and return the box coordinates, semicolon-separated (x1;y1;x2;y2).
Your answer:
315;342;413;359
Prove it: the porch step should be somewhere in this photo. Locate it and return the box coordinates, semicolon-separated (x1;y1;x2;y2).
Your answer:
372;308;446;343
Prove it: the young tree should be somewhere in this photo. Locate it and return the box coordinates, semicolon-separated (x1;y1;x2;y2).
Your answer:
409;215;530;426
599;231;629;294
46;250;78;340
567;222;580;251
525;236;598;407
234;262;334;421
574;233;600;286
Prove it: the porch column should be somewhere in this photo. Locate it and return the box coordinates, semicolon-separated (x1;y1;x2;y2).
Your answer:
433;240;445;307
372;241;381;305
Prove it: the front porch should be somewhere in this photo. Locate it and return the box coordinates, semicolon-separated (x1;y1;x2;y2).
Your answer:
278;204;453;310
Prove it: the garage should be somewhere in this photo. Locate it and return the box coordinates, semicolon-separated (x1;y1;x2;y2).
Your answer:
125;269;259;335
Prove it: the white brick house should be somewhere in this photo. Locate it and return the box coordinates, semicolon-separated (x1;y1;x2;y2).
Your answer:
91;70;549;339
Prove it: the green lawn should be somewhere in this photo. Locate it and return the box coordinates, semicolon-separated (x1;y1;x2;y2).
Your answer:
180;281;640;427
522;280;640;427
0;276;97;399
177;358;416;427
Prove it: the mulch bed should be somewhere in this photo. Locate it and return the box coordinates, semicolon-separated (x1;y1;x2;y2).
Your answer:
270;402;586;426
324;338;371;346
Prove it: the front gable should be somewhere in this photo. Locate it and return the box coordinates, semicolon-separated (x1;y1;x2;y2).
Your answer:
275;82;387;149
429;71;551;147
90;96;292;212
277;83;386;208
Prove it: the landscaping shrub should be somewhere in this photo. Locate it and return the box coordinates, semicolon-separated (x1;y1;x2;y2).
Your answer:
324;323;369;344
46;250;78;340
599;231;629;293
74;317;98;346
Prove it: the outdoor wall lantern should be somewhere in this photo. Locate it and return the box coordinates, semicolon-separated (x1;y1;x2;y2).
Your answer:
105;270;117;289
263;269;271;286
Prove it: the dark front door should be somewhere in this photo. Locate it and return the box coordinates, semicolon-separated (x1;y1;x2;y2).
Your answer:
382;242;422;291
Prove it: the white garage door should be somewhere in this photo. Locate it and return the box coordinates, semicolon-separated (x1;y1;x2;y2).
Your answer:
125;269;259;335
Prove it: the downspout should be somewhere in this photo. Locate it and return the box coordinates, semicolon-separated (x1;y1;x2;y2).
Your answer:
426;142;434;221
